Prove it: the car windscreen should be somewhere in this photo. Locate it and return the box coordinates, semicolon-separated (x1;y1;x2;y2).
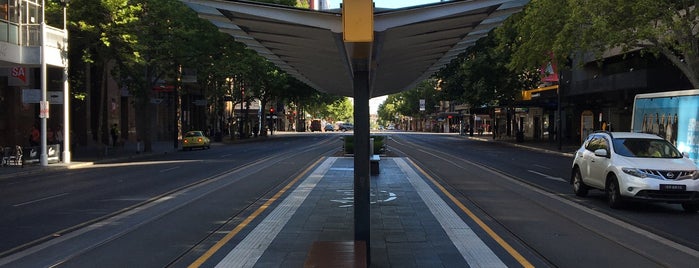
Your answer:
612;138;683;158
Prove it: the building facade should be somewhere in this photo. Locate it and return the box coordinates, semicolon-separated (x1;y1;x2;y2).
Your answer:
0;0;68;156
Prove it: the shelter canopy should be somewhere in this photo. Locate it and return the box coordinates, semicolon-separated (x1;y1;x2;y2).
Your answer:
182;0;529;97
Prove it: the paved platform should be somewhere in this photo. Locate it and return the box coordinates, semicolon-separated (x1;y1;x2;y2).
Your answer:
193;157;527;267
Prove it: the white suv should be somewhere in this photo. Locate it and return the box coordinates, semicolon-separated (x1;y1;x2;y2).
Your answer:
571;132;699;212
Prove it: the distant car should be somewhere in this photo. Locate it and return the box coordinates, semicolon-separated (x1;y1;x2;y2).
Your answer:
182;130;210;151
571;131;699;212
324;123;334;132
339;123;354;131
310;120;322;132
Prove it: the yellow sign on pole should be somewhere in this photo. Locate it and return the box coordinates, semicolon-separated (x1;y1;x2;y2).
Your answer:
342;0;373;42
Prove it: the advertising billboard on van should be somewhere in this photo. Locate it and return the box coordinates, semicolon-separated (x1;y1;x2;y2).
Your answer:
632;89;699;165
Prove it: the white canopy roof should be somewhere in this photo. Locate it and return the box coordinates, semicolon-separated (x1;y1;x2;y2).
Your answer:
181;0;529;97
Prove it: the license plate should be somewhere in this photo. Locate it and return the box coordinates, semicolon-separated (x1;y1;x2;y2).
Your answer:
660;184;686;191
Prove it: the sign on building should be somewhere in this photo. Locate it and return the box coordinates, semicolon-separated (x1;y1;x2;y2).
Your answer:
9;66;30;86
22;89;64;104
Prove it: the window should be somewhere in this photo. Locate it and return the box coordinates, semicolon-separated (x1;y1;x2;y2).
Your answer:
585;135;608;152
613;138;682;158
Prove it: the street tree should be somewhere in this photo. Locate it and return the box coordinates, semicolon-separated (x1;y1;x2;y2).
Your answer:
377;79;440;128
508;0;699;87
68;0;142;145
324;98;354;123
438;25;534;110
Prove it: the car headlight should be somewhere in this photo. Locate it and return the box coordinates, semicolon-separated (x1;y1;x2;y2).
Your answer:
691;170;699;180
622;168;648;178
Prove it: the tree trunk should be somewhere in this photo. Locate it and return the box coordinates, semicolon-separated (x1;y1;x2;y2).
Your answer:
97;64;108;146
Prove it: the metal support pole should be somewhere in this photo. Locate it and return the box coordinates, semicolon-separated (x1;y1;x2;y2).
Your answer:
353;70;371;263
62;4;71;163
40;15;48;166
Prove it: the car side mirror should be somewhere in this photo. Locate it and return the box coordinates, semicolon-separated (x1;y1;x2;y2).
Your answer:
594;148;608;157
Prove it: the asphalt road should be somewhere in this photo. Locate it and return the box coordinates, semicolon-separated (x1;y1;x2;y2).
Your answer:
0;133;341;267
389;133;699;267
0;132;697;267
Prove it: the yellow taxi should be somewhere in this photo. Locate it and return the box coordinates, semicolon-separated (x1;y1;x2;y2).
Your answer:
182;130;210;151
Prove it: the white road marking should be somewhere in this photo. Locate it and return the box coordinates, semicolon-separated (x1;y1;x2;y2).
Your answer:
13;193;70;207
215;158;337;268
534;164;551;170
159;166;180;173
394;158;507;268
527;170;567;183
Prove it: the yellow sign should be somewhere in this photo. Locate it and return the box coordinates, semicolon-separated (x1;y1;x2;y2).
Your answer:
342;0;373;42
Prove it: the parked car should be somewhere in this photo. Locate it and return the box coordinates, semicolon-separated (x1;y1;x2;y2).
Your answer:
310;119;323;132
571;131;699;212
339;123;354;131
324;123;334;132
182;130;210;151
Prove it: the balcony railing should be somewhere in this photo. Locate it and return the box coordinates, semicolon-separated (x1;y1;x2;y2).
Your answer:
0;20;66;48
22;24;66;48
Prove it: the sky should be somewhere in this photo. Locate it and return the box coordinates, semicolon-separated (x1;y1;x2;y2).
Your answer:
332;0;441;114
369;96;386;114
326;0;440;9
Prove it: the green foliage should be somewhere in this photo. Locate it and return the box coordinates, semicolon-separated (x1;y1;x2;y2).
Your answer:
437;26;534;109
65;0;357;148
377;79;440;125
343;135;386;154
325;98;354;122
507;0;699;87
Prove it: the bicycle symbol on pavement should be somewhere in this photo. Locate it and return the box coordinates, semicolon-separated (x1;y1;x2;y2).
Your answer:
330;189;397;208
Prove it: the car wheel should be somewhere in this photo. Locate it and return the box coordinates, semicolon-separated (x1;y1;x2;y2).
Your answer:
606;176;624;209
572;169;588;197
681;203;699;213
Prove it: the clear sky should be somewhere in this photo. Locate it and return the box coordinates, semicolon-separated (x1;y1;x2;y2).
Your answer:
326;0;441;9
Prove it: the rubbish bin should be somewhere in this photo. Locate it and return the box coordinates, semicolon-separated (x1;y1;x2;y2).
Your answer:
516;131;524;142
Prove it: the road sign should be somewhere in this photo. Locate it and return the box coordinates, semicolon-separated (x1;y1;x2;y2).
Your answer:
39;101;49;118
22;89;64;104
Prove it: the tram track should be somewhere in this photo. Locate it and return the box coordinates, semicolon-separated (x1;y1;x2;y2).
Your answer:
0;136;340;267
388;134;698;267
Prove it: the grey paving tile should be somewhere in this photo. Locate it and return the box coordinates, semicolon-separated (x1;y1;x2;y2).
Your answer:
252;158;469;268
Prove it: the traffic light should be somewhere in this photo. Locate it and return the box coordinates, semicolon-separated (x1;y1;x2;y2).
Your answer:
270;108;275;114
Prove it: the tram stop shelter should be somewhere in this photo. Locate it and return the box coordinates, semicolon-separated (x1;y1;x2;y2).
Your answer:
180;0;529;264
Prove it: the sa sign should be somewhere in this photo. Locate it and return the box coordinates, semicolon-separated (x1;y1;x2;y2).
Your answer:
11;66;26;83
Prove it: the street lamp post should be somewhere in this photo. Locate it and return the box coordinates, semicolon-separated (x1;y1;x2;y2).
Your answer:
39;0;48;166
61;0;71;163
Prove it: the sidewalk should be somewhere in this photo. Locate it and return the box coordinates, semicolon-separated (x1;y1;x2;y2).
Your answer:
0;132;290;180
0;140;178;180
466;133;580;157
